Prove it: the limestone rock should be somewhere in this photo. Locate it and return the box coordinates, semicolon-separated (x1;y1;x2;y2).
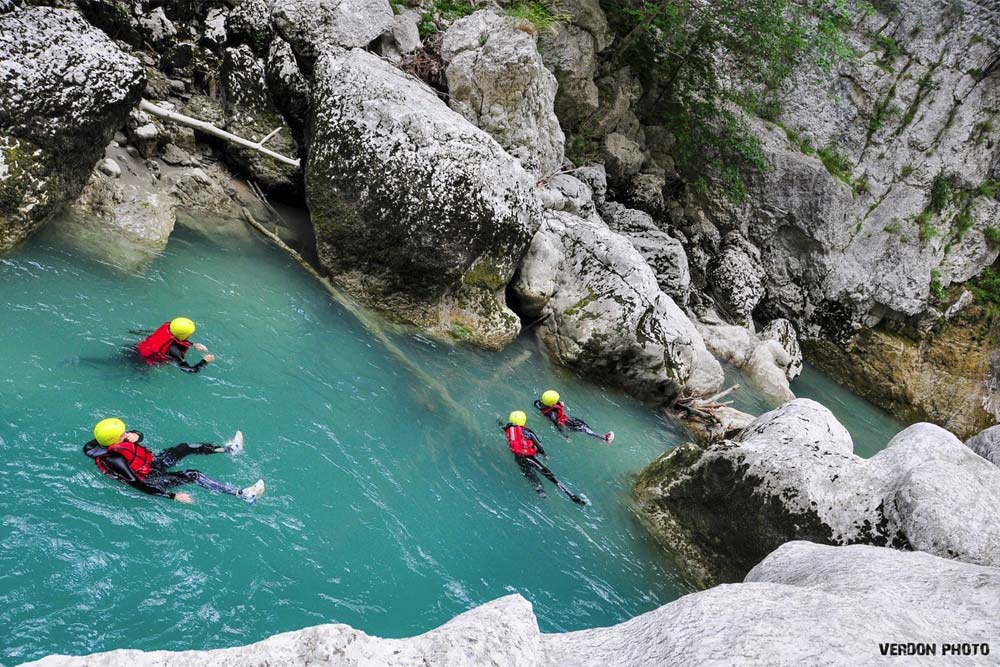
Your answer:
265;37;311;143
272;0;393;64
306;48;541;348
219;45;300;197
707;241;765;328
202;7;228;49
538;22;599;130
137;6;176;48
441;10;565;175
0;6;146;250
602;201;690;304
760;318;803;380
391;12;421;54
603;132;643;182
227;0;274;55
30;544;1000;667
635;399;1000;584
966;425;1000;467
513;210;723;401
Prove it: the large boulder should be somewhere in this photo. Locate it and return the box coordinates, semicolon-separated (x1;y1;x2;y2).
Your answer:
635;399;1000;585
513;210;723;401
306;48;542;348
966;425;1000;467
27;544;1000;667
696;318;800;406
0;6;146;251
272;0;393;65
441;10;565;175
226;0;274;55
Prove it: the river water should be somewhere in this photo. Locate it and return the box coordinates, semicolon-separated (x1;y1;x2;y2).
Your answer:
0;215;903;664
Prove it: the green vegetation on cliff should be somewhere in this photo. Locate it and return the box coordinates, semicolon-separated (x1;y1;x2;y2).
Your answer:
601;0;858;200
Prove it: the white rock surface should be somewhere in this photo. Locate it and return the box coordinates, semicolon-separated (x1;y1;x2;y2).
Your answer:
306;48;541;348
966;425;1000;467
514;210;723;401
26;543;1000;667
441;10;565;175
272;0;393;59
602;201;690;304
697;319;801;405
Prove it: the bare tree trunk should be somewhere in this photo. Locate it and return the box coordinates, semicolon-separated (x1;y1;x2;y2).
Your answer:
139;99;300;168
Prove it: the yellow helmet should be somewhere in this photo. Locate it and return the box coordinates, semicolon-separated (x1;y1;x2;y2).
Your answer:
94;418;126;447
508;410;527;426
541;390;560;407
169;317;196;340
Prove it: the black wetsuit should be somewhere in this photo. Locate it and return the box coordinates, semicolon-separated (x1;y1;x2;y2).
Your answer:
503;424;586;505
83;431;239;499
533;400;606;440
166;343;208;373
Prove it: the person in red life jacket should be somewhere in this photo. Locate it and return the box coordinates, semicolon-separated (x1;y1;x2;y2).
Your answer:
136;317;214;373
502;411;587;505
83;418;265;504
534;390;614;443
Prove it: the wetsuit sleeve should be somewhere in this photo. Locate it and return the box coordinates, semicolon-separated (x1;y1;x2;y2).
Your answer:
166;343;207;373
100;454;176;499
525;428;546;457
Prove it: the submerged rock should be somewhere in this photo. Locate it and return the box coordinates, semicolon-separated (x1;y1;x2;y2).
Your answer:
441;10;565;175
306;48;541;348
635;399;1000;584
26;543;1000;667
513;210;723;402
0;6;145;251
696;319;801;406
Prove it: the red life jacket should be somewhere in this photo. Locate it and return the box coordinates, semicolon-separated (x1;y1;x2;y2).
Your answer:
95;440;154;479
505;425;536;456
541;402;568;427
136;322;190;364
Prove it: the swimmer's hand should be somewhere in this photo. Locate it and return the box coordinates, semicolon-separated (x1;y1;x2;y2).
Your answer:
174;493;194;504
122;432;140;443
193;343;208;352
203;354;216;363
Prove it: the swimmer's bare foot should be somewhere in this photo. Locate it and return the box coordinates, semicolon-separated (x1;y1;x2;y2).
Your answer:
224;430;244;455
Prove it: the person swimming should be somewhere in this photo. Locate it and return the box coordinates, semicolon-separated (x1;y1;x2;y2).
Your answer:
135;317;214;373
534;390;614;443
502;411;587;505
83;418;264;504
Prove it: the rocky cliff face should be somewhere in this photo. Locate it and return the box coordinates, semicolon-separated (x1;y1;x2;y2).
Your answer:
25;541;1000;667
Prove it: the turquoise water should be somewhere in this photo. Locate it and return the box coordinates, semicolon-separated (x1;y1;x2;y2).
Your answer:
0;216;904;664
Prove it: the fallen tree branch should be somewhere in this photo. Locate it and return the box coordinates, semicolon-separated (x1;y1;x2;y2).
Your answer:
139;99;300;168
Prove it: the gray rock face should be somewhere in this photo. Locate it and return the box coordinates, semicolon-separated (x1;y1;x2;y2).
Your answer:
760;317;803;380
272;0;393;63
538;21;599;130
513;210;723;401
691;1;1000;345
603;132;643;181
966;425;1000;467
27;543;1000;667
307;48;541;348
635;399;1000;584
707;240;765;328
265;37;310;142
219;45;300;196
226;0;274;55
0;6;146;251
602;201;690;304
441;10;565;175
